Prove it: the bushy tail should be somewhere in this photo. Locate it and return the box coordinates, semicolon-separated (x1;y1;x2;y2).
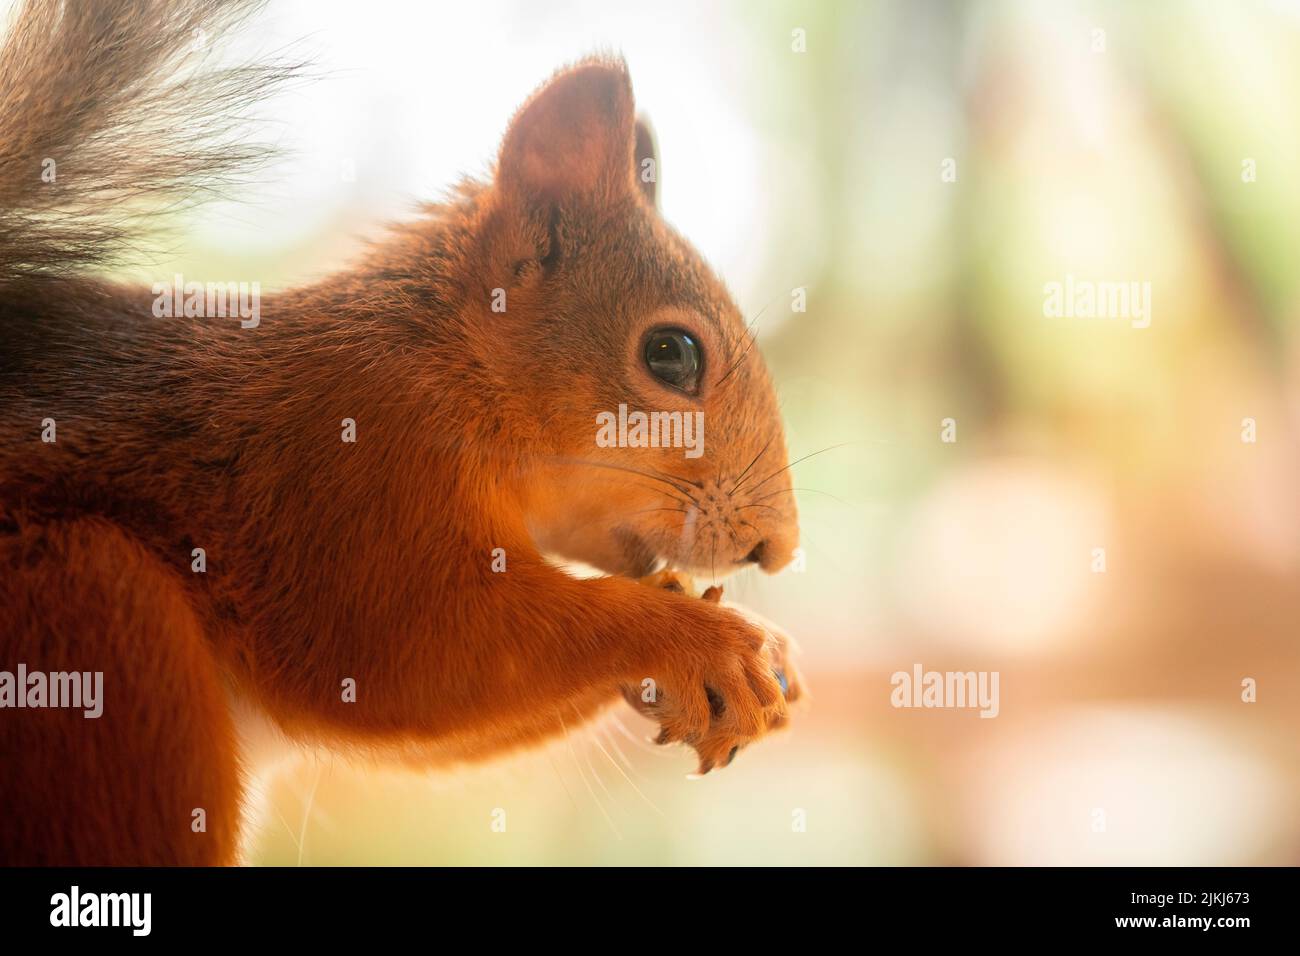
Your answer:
0;0;295;283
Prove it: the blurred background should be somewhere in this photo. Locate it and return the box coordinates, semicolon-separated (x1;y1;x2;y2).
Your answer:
146;0;1300;864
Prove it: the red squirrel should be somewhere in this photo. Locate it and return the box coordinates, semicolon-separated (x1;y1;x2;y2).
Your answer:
0;0;803;865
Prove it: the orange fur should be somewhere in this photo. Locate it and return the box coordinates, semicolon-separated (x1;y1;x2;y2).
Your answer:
0;1;800;864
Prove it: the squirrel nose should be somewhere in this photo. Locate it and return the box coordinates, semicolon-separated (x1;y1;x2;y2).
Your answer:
745;527;798;572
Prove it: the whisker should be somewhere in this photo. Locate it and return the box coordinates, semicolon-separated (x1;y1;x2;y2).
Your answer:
591;724;665;818
558;711;622;840
709;529;717;586
269;803;302;858
525;498;691;559
582;739;623;817
295;760;322;868
598;478;696;509
551;456;702;505
609;713;676;758
715;323;759;388
789;524;850;576
729;434;777;494
597;724;636;772
737;442;856;497
716;290;782;388
753;486;854;507
544;747;581;813
645;466;704;492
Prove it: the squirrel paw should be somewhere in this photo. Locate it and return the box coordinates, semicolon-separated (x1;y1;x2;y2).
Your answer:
622;597;795;775
686;615;805;774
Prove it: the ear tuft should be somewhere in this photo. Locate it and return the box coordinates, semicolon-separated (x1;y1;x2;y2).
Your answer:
498;58;636;203
634;117;659;208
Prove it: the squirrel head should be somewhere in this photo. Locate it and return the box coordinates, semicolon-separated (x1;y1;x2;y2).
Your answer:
468;57;798;579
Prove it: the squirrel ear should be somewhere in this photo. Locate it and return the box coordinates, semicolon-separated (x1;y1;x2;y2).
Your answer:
634;117;659;209
498;59;636;203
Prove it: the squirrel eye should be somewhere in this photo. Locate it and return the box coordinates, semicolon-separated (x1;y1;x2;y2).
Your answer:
643;328;702;394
